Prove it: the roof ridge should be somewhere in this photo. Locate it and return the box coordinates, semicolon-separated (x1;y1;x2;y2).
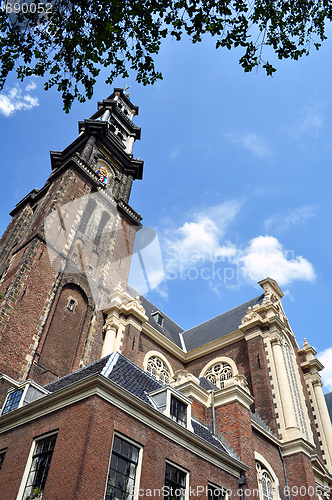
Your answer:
44;356;110;389
110;351;165;387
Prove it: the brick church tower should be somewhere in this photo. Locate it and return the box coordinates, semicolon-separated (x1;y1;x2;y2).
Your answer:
0;88;143;386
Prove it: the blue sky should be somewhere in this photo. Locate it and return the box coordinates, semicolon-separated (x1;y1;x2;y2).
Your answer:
1;29;332;391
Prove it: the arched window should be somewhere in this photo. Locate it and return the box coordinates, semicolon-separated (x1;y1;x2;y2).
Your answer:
256;462;277;500
146;356;171;385
205;362;233;388
39;285;88;378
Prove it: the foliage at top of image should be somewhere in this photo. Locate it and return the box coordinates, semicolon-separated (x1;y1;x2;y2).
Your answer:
0;0;331;111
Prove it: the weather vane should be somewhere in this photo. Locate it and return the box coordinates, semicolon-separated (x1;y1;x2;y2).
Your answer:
124;84;131;100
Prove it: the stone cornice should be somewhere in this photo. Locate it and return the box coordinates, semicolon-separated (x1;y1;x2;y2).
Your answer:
281;437;315;458
258;278;284;299
311;455;332;484
301;358;324;373
0;373;247;477
172;370;211;406
213;383;254;410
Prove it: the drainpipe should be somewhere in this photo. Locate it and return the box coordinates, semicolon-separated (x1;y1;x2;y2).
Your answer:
210;390;216;436
238;470;246;500
278;445;291;500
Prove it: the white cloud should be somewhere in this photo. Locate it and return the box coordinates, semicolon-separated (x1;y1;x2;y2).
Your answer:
264;206;317;233
317;348;332;393
226;132;270;159
163;200;241;270
25;82;37;91
170;144;182;159
289;105;324;139
160;203;315;289
240;133;270;158
239;236;316;286
0;84;39;117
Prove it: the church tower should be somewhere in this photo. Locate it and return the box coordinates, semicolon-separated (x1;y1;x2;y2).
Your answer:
0;88;143;386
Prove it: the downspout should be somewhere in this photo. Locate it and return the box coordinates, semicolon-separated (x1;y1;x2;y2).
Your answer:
278;445;291;500
211;390;216;436
238;470;246;500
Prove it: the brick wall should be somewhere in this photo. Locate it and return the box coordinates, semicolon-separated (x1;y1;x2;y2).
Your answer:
215;401;257;492
284;452;320;500
0;395;241;499
246;335;278;433
0;158;138;384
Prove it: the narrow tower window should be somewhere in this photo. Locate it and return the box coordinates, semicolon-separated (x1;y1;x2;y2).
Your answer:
67;298;77;312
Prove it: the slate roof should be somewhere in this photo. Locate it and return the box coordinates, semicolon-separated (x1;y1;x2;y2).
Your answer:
127;285;184;348
103;352;163;405
46;352;234;458
127;286;265;352
45;356;110;393
191;420;229;454
181;294;265;351
325;392;332;423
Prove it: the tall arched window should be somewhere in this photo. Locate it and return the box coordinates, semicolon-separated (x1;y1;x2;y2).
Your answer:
146;356;171;384
205;362;233;388
256;462;276;500
39;285;88;377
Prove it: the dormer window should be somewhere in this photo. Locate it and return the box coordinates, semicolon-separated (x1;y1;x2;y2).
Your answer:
151;311;164;327
1;388;24;415
1;381;48;416
148;387;192;430
170;395;187;427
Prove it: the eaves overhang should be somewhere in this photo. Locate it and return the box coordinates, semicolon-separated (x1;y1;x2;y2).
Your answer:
0;373;248;477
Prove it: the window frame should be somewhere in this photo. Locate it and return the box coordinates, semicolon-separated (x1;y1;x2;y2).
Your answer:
1;381;49;417
170;395;187;427
148;387;193;431
151;311;164;327
207;483;228;500
255;453;280;500
1;388;24;415
16;431;58;500
163;461;189;500
104;433;143;500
